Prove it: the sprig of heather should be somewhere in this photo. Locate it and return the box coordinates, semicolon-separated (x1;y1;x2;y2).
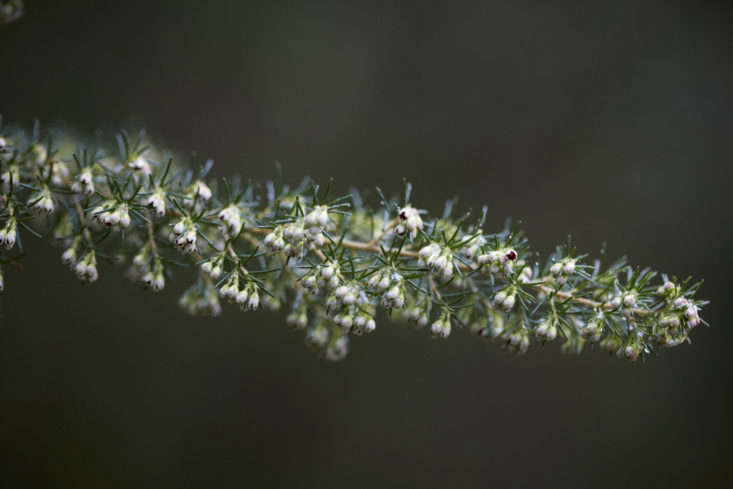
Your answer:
0;120;708;361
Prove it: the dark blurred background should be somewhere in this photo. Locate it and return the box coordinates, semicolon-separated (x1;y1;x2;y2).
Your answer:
1;1;732;487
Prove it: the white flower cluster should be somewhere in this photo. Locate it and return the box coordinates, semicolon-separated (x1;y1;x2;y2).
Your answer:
304;205;329;228
217;204;243;235
430;315;451;338
139;258;165;292
73;250;99;283
395;205;423;239
419;242;454;280
219;273;260;311
200;254;224;280
350;314;376;336
28;187;54;214
380;278;405;309
535;319;558;342
0;218;16;249
146;188;166;217
264;211;329;258
476;248;517;274
70;168;95;195
367;269;393;291
170;218;197;254
622;341;641;361
549;258;576;285
580;315;603;342
263;227;285;251
672;296;701;328
91;201;131;228
493;288;516;311
299;261;340;295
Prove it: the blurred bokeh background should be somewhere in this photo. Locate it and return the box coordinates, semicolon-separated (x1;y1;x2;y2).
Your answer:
1;1;732;487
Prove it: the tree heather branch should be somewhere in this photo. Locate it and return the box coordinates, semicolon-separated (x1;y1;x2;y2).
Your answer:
0;121;708;361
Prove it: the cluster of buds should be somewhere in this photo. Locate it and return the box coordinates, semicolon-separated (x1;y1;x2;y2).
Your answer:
395;205;423;239
350;313;376;336
141;258;166;292
549;258;576;285
332;283;364;307
170;217;197;254
603;290;636;311
145;188;166;217
672;296;701;328
70;168;95;195
477;248;517;274
303;261;341;294
73;250;99;283
656;280;677;296
580;315;604;342
535;318;558;342
367;268;393;291
217;204;242;235
381;277;406;309
61;237;81;266
28;186;54;214
91;201;131;228
219;273;260;311
263;226;286;252
419;242;454;280
658;314;681;329
0;218;17;249
599;333;641;360
281;221;308;257
622;340;642;361
304;205;329;228
493;287;516;311
200;254;224;279
430;312;452;338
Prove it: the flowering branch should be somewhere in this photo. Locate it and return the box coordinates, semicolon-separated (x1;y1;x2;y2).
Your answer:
0;120;708;361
